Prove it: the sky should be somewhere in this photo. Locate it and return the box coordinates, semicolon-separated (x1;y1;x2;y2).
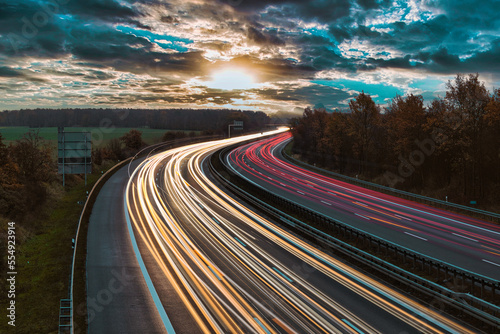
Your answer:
0;0;499;113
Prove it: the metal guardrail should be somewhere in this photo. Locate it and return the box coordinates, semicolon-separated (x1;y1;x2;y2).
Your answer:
67;157;133;334
283;144;500;223
58;298;72;334
210;144;500;332
67;135;223;334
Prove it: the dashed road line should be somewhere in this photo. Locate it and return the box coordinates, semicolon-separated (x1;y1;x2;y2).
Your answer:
404;232;428;241
355;213;370;220
452;233;478;242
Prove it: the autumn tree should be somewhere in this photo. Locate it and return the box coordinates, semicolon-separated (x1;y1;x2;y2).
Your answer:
386;94;427;155
290;107;329;162
348;92;380;174
384;94;428;184
322;112;351;173
10;130;54;184
106;138;125;160
120;129;145;150
7;130;55;216
445;73;490;198
484;88;500;186
0;134;23;218
162;131;187;142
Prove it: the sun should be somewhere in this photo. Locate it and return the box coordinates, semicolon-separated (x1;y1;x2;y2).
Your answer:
205;67;257;90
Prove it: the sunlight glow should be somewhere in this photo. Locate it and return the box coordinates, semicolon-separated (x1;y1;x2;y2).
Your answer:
205;68;257;90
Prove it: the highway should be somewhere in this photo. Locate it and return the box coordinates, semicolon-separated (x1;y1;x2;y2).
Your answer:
123;129;473;333
87;158;167;333
226;132;500;281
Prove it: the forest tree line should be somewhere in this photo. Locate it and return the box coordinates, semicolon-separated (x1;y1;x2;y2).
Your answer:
0;108;273;223
291;74;500;207
0;108;271;133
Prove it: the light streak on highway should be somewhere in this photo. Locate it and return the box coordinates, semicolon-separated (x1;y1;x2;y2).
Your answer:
227;132;500;280
125;129;473;333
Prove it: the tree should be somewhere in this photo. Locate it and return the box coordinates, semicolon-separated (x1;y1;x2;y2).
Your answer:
0;134;23;216
485;88;500;186
322;112;351;173
290;107;329;162
106;138;124;160
445;73;490;198
385;94;428;184
5;130;55;218
0;133;8;166
10;130;54;184
348;92;380;174
386;94;427;155
120;129;145;150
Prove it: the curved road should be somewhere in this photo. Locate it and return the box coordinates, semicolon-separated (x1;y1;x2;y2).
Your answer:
226;132;500;280
118;130;472;333
87;158;166;333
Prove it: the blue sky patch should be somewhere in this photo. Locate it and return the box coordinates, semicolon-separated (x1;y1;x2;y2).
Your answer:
116;26;193;52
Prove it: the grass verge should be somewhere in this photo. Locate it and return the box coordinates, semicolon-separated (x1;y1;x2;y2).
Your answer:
0;174;99;334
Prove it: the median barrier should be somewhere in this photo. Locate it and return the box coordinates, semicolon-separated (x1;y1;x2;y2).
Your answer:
210;143;500;332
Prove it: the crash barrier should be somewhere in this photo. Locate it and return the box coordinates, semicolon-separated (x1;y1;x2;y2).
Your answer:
283;146;500;224
210;144;500;332
66;135;221;334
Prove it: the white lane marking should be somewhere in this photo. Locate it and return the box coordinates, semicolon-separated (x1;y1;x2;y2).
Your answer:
404;232;428;241
395;214;413;221
328;192;337;196
355;213;370;220
268;154;500;238
482;259;500;267
279;183;286;187
452;233;478;242
123;194;176;333
354;201;367;206
297;191;305;195
321;200;332;206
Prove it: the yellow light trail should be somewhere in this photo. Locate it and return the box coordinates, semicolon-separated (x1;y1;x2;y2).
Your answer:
125;129;473;334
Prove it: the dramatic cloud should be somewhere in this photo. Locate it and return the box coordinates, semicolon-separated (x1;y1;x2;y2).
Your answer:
0;0;499;112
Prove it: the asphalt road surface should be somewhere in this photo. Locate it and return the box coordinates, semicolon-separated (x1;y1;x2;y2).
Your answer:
226;132;500;281
120;129;473;333
87;158;167;334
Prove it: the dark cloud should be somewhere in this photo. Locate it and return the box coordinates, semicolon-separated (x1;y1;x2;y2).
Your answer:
0;66;22;78
255;83;351;109
430;47;461;70
223;0;352;21
0;0;149;57
298;45;354;72
82;70;116;81
433;0;500;30
462;38;500;73
246;26;285;46
357;0;391;10
0;65;47;82
65;0;139;23
160;15;179;24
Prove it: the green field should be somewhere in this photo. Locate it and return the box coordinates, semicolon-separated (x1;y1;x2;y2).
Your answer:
0;127;194;147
